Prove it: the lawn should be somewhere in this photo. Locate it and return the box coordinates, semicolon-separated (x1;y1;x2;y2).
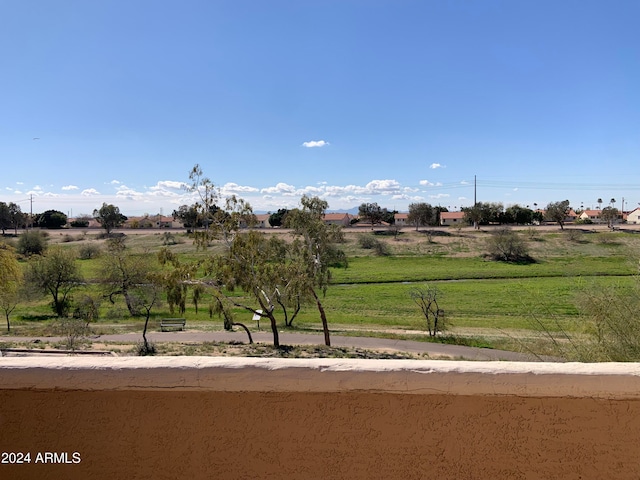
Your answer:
3;225;640;357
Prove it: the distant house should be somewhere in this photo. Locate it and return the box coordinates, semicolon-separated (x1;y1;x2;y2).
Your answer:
579;210;601;223
440;211;465;226
626;208;640;225
254;214;271;228
322;213;352;227
126;215;179;229
394;213;409;227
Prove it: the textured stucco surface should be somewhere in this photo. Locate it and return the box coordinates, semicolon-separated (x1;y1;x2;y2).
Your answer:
2;357;640;479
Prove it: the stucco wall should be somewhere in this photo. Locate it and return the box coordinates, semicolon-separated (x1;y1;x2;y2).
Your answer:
2;358;640;479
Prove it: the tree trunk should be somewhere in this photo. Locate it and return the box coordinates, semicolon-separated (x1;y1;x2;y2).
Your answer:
312;289;331;346
142;314;150;353
267;311;280;348
232;322;253;344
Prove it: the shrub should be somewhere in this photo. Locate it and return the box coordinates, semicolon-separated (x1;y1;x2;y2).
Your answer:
564;229;584;243
358;235;390;256
486;227;532;262
17;231;47;256
78;243;102;259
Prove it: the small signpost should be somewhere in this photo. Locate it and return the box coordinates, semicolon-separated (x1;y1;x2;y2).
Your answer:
252;310;263;330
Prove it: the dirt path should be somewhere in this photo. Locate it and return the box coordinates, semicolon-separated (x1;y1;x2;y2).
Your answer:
1;330;555;362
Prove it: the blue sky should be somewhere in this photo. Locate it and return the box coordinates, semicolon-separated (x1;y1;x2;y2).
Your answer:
2;0;639;216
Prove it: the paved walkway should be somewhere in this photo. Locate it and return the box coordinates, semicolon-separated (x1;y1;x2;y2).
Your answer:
2;330;555;362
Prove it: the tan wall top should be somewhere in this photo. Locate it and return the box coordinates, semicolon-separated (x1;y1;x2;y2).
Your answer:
2;357;640;398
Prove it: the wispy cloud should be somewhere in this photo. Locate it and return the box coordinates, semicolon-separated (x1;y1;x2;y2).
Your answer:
302;140;330;148
261;183;298;196
221;182;260;195
419;180;442;187
62;185;79;191
429;163;444;169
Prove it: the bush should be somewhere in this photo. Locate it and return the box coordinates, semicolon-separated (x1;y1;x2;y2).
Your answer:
358;235;390;256
17;231;47;256
78;243;102;259
70;219;90;228
564;229;584;243
486;227;532;262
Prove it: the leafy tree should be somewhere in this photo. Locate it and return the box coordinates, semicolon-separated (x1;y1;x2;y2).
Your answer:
286;195;348;346
462;202;504;227
544;200;571;230
99;237;156;316
410;285;444;336
503;205;534;225
206;229;288;347
407;203;434;230
268;208;289;227
157;247;200;316
0;202;13;235
433;206;448;225
25;246;83;317
358;202;385;227
0;243;23;331
8;203;26;234
93;203;127;235
36;210;67;229
601;206;619;229
172;204;200;229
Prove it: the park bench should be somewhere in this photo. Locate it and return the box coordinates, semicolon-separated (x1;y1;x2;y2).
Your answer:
160;318;186;332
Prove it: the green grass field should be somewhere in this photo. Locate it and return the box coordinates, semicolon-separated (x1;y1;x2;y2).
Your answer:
3;225;640;356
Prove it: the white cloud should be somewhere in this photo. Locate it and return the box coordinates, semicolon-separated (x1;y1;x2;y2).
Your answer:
302;140;330;148
364;179;401;194
154;180;185;190
429;193;450;199
221;182;260;194
419;180;442;187
109;180;121;185
81;188;101;196
460;180;470;185
429;163;445;169
261;183;297;195
62;185;79;191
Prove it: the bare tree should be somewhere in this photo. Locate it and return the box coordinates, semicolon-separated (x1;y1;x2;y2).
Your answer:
410;285;444;336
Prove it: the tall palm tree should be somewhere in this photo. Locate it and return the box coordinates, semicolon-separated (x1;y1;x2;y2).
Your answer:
597;198;603;210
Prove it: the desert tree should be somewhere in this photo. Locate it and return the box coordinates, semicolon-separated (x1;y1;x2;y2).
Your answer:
358;202;385;227
544;200;571;230
600;206;619;229
25;246;83;317
205;229;289;347
0;243;23;331
409;285;444;336
93;203;128;235
36;210;67;229
407;202;434;231
172;204;200;229
132;279;163;355
156;247;201;315
486;227;531;262
286;195;348;346
99;237;157;316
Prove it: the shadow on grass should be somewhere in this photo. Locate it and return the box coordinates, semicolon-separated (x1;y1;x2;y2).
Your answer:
18;314;56;322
